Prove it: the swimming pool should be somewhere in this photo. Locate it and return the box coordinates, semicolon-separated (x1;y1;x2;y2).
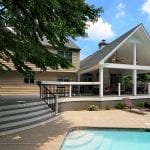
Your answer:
60;128;150;150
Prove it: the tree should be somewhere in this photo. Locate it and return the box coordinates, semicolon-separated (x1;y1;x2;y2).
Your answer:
0;0;103;74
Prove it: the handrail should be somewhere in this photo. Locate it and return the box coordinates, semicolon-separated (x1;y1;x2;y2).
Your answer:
37;82;56;112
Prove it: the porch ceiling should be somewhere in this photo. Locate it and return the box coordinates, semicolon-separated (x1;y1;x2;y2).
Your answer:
106;27;150;66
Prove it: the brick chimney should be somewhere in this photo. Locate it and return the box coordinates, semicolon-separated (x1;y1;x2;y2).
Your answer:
98;40;108;49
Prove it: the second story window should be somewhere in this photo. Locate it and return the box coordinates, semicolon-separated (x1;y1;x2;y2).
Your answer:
24;74;35;84
58;50;72;63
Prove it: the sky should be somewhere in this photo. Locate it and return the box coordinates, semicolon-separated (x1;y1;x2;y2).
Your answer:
75;0;150;60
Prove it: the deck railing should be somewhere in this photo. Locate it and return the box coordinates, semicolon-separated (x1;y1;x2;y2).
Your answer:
38;81;101;98
38;81;150;100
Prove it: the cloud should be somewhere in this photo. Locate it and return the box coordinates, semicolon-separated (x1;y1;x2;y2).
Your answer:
115;2;126;18
141;0;150;19
85;18;115;41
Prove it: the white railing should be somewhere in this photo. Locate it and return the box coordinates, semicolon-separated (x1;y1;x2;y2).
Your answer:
39;81;101;97
118;83;150;96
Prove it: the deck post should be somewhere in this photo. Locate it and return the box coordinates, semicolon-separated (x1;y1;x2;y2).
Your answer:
55;94;58;115
118;82;121;96
133;69;137;96
148;83;150;95
132;43;137;96
40;84;43;99
99;66;103;97
69;84;72;97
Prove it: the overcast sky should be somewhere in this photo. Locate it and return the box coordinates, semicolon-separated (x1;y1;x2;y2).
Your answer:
75;0;150;60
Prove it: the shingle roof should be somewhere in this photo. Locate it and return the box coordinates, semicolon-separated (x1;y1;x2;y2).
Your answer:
80;23;142;71
65;39;80;50
41;37;80;50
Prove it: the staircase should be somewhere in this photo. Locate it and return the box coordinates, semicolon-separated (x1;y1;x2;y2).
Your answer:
0;96;56;136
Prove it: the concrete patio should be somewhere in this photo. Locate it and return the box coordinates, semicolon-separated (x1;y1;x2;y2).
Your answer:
0;110;150;150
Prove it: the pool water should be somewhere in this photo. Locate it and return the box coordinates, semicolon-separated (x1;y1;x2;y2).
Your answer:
60;129;150;150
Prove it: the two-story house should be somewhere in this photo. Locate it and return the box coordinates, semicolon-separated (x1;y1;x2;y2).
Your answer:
0;39;80;95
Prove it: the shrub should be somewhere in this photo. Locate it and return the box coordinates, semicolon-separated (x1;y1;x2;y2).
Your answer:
136;103;144;108
105;106;110;110
114;103;125;110
88;105;99;111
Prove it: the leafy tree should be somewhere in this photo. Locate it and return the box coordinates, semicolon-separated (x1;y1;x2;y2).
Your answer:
0;0;103;74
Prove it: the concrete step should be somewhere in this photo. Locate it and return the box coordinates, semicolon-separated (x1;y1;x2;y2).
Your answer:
0;103;48;116
0;93;39;96
0;108;51;123
0;99;55;136
0;101;43;111
0;115;57;136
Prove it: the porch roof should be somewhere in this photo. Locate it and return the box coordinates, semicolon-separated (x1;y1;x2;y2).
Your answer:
80;23;142;71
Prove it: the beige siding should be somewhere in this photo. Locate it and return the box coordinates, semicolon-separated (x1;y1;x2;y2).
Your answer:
0;71;77;85
72;51;80;70
35;72;77;82
0;51;80;72
0;71;24;85
0;71;77;95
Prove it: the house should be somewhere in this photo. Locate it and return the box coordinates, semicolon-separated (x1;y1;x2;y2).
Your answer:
1;23;150;97
0;39;80;95
79;23;150;97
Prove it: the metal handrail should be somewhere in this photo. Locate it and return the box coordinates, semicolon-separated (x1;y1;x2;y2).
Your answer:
38;82;56;112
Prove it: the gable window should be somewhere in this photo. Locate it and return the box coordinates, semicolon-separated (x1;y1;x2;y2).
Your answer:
58;50;72;63
24;74;35;84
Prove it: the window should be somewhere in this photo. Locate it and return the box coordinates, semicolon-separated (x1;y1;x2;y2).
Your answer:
57;76;70;82
58;50;72;63
24;74;35;84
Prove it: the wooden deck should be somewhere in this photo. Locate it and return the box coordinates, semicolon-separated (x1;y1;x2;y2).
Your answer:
58;95;150;102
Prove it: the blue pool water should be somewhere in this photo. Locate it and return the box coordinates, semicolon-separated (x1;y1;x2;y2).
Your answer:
60;129;150;150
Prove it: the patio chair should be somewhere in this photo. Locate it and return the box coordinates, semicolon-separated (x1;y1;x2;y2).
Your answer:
122;98;144;115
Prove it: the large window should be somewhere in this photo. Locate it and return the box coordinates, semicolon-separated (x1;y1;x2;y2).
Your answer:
24;74;35;84
58;50;72;63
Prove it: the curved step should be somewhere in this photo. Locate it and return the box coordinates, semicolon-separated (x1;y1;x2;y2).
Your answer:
0;103;48;116
0;111;54;130
0;115;58;136
0;99;56;136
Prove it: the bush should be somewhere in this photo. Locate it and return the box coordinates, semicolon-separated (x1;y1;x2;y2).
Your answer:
105;106;110;110
115;103;125;110
88;105;99;111
136;103;144;108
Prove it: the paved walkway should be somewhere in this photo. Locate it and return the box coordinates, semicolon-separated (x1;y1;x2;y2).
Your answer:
0;110;150;150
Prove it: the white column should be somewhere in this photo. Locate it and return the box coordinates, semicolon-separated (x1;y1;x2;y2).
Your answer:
99;66;103;97
69;84;72;97
77;73;80;82
55;94;58;115
133;69;137;96
118;83;121;96
133;43;137;96
77;73;80;95
148;83;150;95
40;84;42;99
133;43;136;65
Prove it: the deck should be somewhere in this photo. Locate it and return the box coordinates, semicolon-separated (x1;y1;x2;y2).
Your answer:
58;94;150;103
